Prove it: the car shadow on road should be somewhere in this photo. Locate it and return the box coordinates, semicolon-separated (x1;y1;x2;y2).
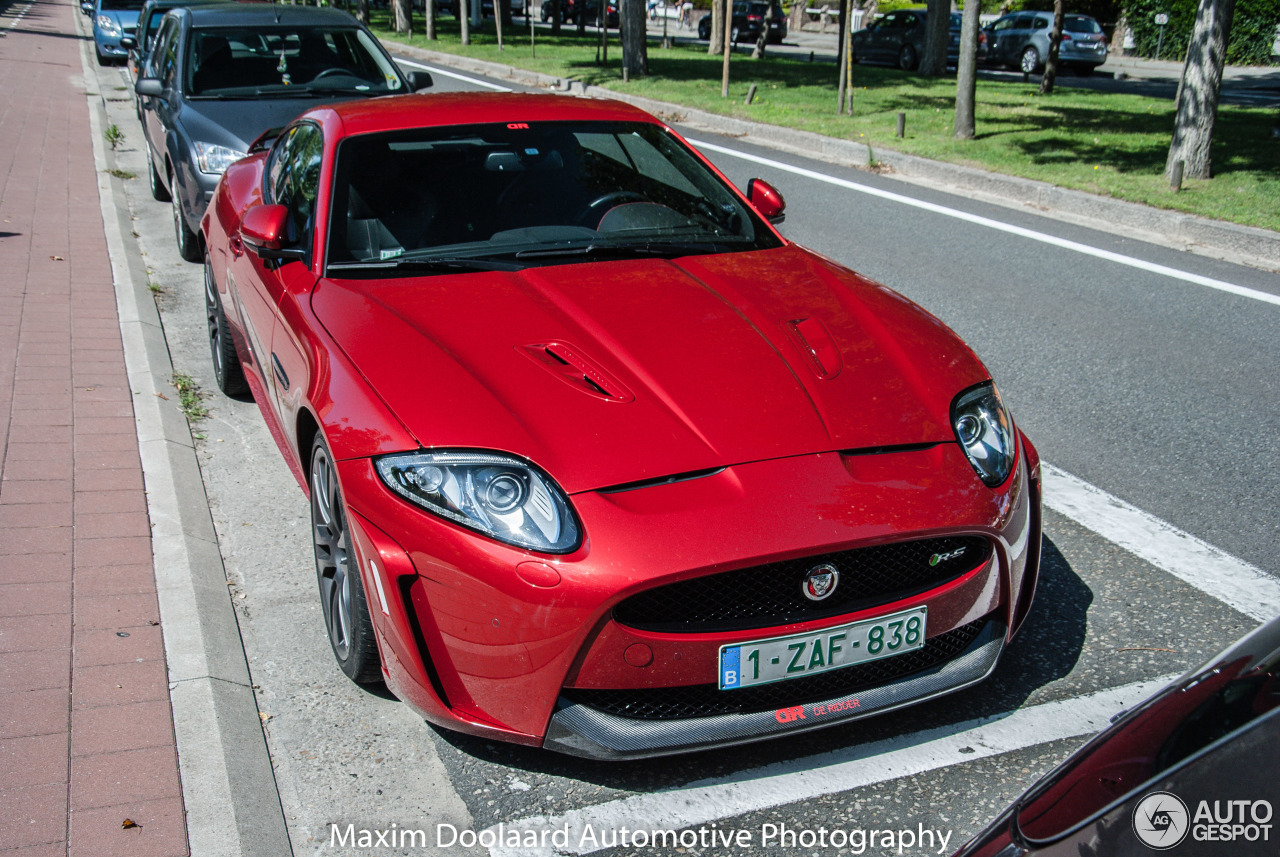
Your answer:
429;535;1093;792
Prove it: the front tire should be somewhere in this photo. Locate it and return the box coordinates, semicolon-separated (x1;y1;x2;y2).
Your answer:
311;437;382;685
898;43;918;70
1020;45;1040;74
203;253;248;396
170;171;202;262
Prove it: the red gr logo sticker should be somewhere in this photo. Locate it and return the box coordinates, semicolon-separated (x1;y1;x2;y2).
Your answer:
775;706;806;723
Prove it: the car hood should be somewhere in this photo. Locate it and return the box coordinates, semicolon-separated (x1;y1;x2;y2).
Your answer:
313;244;990;493
179;95;359;154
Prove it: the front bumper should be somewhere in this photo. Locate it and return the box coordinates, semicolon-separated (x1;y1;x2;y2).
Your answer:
338;438;1041;754
545;618;1005;759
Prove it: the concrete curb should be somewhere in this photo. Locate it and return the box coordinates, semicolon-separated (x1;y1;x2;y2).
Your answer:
78;24;294;857
386;39;1280;272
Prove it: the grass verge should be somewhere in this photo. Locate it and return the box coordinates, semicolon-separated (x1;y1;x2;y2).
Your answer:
371;15;1280;232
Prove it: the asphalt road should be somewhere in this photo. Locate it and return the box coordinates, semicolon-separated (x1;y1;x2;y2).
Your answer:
91;52;1280;857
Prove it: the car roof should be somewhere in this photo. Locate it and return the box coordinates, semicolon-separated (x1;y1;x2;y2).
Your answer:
308;92;662;139
179;3;362;26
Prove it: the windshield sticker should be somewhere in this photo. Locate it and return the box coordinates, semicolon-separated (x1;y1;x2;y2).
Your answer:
379;248;404;261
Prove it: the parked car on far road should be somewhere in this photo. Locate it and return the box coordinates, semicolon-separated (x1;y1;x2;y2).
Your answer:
984;12;1108;75
696;0;786;44
850;10;985;70
135;3;430;261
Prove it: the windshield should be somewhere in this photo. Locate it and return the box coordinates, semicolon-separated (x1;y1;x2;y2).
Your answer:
326;121;781;275
1064;15;1102;33
101;0;145;10
186;26;404;97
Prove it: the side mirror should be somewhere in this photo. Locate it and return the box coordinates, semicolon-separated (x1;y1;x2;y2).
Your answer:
120;35;136;49
746;178;785;225
240;205;306;262
135;77;163;98
407;70;434;91
80;1;93;14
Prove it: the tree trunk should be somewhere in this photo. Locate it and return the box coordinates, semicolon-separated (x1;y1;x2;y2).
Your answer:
461;0;471;44
917;0;948;75
393;0;413;35
953;0;980;138
426;0;436;38
1166;0;1236;180
500;0;513;31
621;0;648;75
551;0;561;33
354;0;368;24
1038;0;1064;94
751;0;772;58
708;0;725;54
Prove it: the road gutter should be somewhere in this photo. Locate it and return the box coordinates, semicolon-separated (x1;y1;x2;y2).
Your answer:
77;26;294;857
385;39;1280;273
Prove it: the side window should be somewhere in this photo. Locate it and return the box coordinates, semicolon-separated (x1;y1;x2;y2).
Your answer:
269;124;325;250
146;18;176;81
1034;16;1050;29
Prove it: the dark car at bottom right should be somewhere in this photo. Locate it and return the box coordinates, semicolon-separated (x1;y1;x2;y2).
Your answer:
952;615;1280;856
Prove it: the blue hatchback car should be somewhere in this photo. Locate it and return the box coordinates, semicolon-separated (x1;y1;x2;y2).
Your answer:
91;0;145;65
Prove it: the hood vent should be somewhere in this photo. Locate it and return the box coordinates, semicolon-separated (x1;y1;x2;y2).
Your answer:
519;342;634;403
783;317;843;380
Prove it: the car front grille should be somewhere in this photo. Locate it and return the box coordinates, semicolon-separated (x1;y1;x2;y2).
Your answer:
612;535;991;633
562;618;988;720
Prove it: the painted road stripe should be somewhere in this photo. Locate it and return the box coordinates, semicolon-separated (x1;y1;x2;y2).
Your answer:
394;57;513;91
689;138;1280;309
487;675;1175;856
1042;464;1280;622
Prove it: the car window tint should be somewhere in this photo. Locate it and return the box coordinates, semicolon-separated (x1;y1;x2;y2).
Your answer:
1064;15;1101;33
326;121;780;269
149;19;178;85
991;16;1014;31
1034;16;1049;29
186;26;402;96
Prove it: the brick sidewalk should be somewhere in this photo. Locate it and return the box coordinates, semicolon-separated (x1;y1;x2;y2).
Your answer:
0;0;188;854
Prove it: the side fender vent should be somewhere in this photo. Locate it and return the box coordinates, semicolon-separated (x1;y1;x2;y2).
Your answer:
519;342;635;403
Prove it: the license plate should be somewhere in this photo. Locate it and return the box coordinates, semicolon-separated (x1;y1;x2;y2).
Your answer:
719;607;926;690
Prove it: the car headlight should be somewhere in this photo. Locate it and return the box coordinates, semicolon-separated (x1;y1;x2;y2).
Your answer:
951;382;1016;488
376;450;581;553
194;142;248;175
96;14;120;36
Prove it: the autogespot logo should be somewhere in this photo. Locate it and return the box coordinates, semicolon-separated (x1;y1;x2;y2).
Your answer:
1133;791;1190;850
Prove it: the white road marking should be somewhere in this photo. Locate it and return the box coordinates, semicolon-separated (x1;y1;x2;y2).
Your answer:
488;675;1176;856
0;0;36;35
394;57;513;91
689;138;1280;309
1042;464;1280;621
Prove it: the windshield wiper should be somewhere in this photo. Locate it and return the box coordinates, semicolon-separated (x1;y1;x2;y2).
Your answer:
515;240;732;262
328;256;525;274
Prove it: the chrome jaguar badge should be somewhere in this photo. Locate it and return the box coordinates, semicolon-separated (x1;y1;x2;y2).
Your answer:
801;564;839;602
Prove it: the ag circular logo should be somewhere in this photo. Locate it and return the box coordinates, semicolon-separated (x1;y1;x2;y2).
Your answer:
1133;791;1190;850
801;564;839;601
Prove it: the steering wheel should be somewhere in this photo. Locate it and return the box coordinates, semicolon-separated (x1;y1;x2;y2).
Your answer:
313;67;359;80
576;191;647;227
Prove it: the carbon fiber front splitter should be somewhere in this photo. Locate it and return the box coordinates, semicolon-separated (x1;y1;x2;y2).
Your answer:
543;619;1006;760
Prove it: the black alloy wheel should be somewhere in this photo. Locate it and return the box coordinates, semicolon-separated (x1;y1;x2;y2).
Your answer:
311;436;382;684
203;254;247;396
898;43;918;70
